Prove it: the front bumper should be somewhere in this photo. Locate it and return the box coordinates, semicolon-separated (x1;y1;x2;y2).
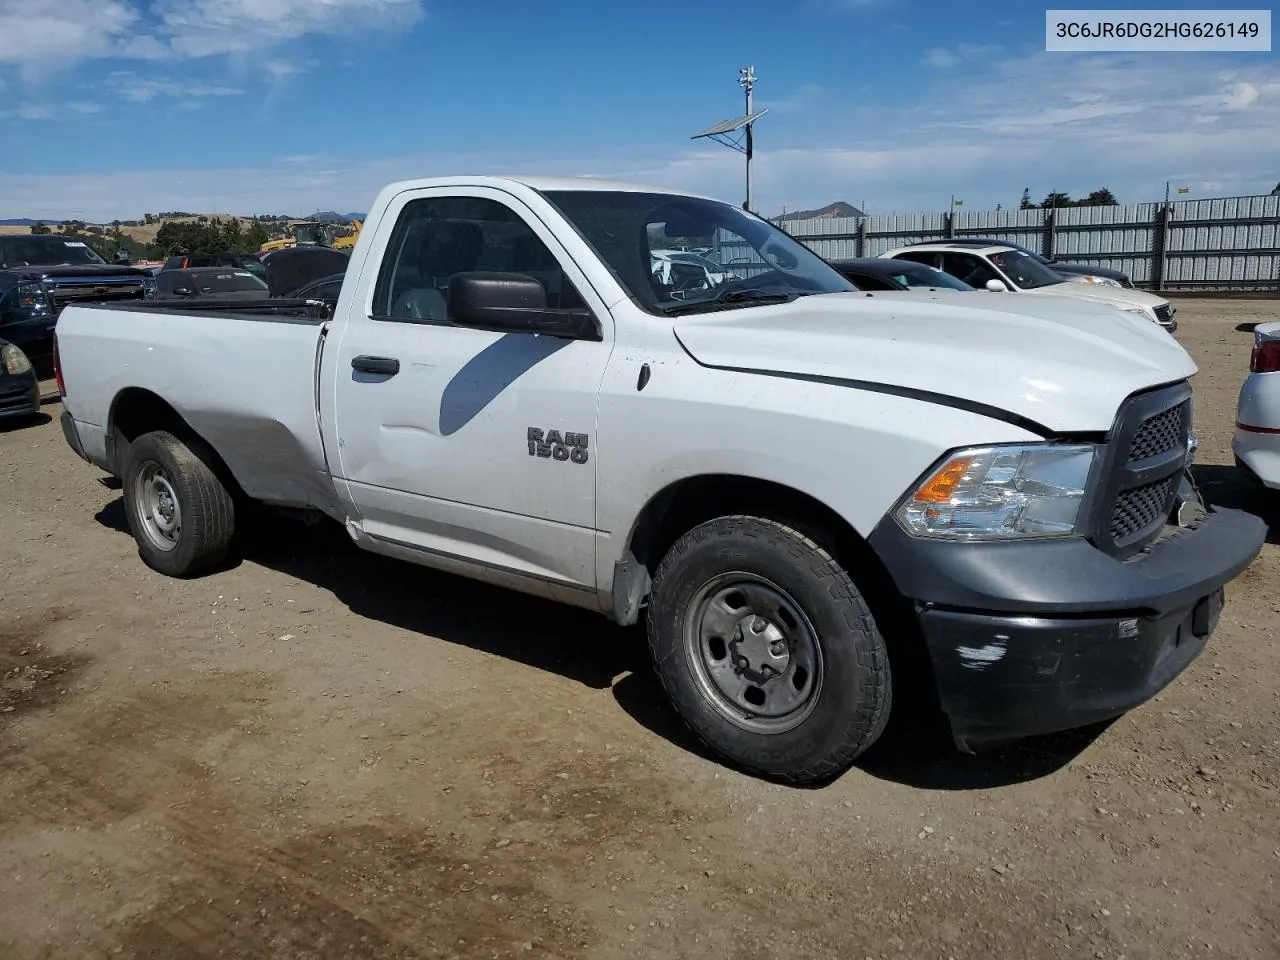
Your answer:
869;503;1265;750
0;371;40;419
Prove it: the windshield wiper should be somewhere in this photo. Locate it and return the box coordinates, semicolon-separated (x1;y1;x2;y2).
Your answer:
661;288;799;316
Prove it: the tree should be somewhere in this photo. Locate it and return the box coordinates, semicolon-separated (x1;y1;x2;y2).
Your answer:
1080;187;1118;206
244;222;269;251
31;221;51;234
1019;187;1033;210
1040;191;1073;209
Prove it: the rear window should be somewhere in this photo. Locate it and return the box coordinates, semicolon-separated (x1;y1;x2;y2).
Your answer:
194;272;268;293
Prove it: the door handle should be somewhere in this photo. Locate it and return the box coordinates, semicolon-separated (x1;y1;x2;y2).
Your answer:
352;355;400;376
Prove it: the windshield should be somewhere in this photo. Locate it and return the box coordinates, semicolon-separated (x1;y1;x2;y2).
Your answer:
294;224;333;246
989;250;1065;290
0;236;107;268
543;191;856;314
887;262;974;291
193;271;268;293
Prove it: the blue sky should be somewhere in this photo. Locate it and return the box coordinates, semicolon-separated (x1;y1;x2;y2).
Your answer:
0;0;1276;220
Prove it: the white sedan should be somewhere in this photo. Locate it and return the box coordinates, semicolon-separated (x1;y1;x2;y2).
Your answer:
882;242;1177;333
1234;320;1280;488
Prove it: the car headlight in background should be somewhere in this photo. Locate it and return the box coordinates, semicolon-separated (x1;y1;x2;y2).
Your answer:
1;342;33;376
1122;305;1156;321
897;444;1096;540
1077;275;1123;288
8;281;53;319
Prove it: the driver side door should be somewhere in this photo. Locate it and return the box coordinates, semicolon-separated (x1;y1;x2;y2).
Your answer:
326;187;615;594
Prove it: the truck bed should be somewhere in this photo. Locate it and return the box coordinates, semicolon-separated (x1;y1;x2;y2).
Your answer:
55;302;341;515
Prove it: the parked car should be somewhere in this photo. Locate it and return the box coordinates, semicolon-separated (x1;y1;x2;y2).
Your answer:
1233;321;1280;488
0;236;150;354
883;243;1176;331
151;267;270;301
829;257;976;291
260;246;350;298
288;273;346;311
901;238;1134;288
0;336;40;421
650;249;738;295
829;258;1172;335
161;252;267;281
53;175;1263;783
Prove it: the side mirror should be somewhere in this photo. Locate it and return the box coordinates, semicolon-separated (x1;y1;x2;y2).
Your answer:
985;278;1009;292
447;272;599;340
114;250;131;264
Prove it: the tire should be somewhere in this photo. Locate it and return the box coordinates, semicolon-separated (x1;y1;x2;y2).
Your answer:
647;516;892;783
121;430;236;577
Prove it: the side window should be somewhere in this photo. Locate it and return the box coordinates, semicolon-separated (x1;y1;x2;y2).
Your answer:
372;196;587;323
892;251;938;268
163;256;184;271
941;253;998;288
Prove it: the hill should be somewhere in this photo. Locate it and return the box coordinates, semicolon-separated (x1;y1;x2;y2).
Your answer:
772;200;864;221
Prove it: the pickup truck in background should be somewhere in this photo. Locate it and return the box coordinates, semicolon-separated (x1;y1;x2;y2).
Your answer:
53;175;1265;782
0;234;150;355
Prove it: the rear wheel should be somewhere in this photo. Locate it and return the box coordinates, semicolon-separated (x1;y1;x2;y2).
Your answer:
647;516;892;783
121;430;236;577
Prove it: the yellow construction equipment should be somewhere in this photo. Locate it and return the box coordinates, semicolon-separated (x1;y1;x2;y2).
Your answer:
258;220;336;254
332;220;362;251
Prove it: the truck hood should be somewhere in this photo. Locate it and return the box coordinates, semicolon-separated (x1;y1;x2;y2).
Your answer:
4;263;153;280
672;291;1196;434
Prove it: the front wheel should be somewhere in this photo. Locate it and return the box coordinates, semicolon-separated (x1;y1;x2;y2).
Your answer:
121;430;236;577
647;516;892;783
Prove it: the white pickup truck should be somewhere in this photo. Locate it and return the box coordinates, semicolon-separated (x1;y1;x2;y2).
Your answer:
54;175;1265;782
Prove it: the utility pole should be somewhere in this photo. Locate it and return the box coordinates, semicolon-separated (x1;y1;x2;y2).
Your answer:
691;69;768;213
740;66;756;212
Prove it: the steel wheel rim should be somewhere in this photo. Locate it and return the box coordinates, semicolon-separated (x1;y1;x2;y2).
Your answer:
133;460;182;552
683;572;824;734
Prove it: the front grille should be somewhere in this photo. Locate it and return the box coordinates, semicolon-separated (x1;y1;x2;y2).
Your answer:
1154;304;1175;325
45;277;146;310
1094;382;1192;558
1128;400;1189;463
50;287;145;307
1110;476;1176;541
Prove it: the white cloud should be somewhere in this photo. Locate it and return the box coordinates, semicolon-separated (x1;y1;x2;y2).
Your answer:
66;100;103;113
0;0;423;65
15;104;52;119
0;0;139;65
153;0;424;58
264;58;312;80
924;44;1003;69
923;48;959;69
107;72;245;103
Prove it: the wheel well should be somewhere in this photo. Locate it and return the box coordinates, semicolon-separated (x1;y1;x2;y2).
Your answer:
107;388;190;471
106;389;240;499
627;475;873;581
618;475;934;705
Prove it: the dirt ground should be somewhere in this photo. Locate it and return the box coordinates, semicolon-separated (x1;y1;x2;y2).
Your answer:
1;299;1278;960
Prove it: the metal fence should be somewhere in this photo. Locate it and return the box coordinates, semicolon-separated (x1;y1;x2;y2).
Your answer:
775;194;1280;291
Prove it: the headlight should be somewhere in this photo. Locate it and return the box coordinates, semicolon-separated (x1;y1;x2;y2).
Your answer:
897;444;1096;540
1079;275;1122;288
1;342;33;376
1122;305;1155;321
8;281;53;318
